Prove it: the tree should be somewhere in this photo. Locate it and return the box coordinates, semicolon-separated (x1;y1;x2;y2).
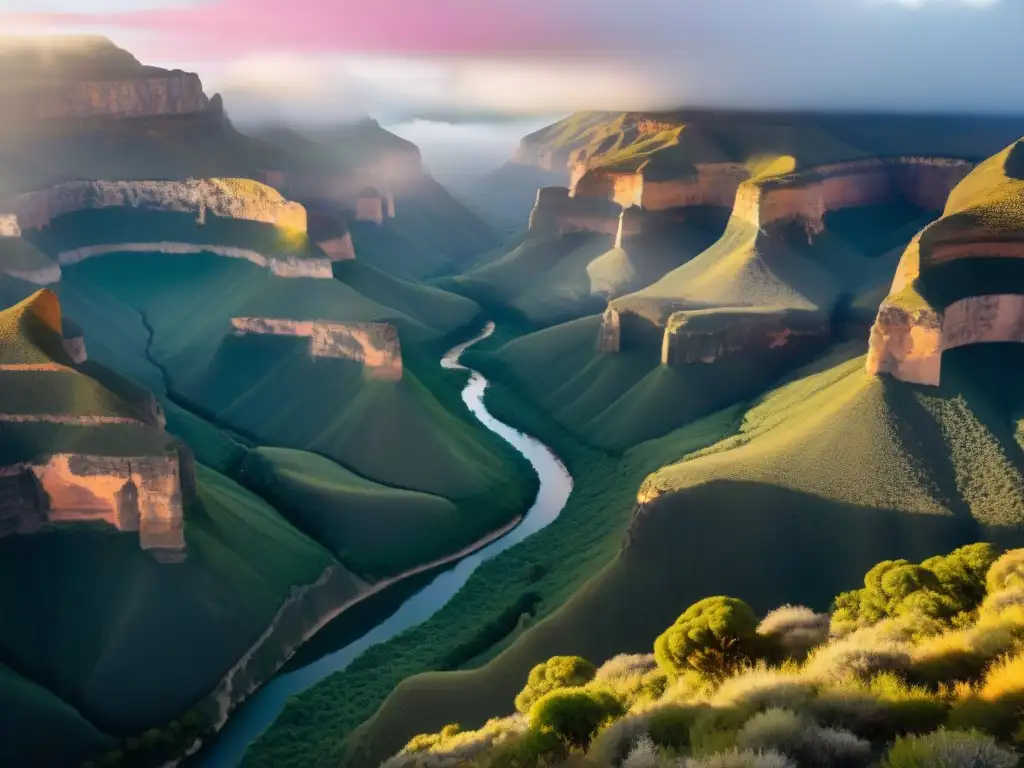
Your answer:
529;687;624;749
515;655;597;713
654;597;759;680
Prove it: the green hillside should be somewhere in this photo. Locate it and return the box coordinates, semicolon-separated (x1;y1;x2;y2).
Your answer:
473;314;828;452
335;342;1024;766
241;447;465;579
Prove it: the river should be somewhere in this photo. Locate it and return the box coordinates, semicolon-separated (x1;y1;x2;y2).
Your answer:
195;321;574;766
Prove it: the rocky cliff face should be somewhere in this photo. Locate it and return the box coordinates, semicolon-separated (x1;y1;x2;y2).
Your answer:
0;214;20;237
528;186;621;237
0;453;186;558
661;310;829;365
23;73;209;122
56;242;332;279
572;163;750;212
231;317;403;381
733;158;973;238
316;235;356;261
7;178;307;232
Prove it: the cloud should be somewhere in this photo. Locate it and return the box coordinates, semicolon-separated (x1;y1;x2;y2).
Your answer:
3;0;1023;117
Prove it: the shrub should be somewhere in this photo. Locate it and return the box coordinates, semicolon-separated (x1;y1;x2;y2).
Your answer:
622;735;662;768
735;708;807;756
882;728;1017;767
986;549;1024;594
946;697;1020;740
803;629;912;684
710;664;816;712
597;654;660;681
529;687;624;749
735;708;870;768
655;597;760;681
480;727;565;768
515;656;598;713
979;650;1024;706
589;714;653;767
647;704;702;752
923;544;999;613
756;605;829;660
867;671;950;736
981;587;1024;616
683;748;796;768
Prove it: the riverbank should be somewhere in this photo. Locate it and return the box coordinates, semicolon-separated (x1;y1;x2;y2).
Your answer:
180;322;571;767
241;344;740;767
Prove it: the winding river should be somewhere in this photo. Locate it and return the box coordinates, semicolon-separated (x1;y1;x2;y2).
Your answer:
196;321;574;767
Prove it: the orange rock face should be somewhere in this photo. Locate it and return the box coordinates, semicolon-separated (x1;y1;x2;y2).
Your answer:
0;214;21;237
0;453;186;558
316;234;356;262
231;317;403;381
660;310;830;366
8;179;307;232
356;195;385;224
572;163;750;212
528;186;621;237
21;73;209;121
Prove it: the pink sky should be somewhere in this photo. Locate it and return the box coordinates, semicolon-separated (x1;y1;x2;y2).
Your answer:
3;0;594;59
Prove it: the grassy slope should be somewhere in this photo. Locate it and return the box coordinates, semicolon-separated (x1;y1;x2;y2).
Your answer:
482;314;827;452
241;447;464;580
333;343;1024;768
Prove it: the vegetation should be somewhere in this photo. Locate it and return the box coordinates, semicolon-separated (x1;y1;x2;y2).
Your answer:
382;544;1024;767
515;656;599;713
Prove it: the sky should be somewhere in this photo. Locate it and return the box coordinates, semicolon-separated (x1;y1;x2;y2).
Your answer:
3;0;1023;178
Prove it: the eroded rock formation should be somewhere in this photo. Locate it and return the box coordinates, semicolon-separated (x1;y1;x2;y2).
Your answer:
56;242;332;279
0;214;21;237
528;186;621;237
733;158;973;239
231;317;403;381
0;453;186;558
24;73;209;122
572;163;750;212
662;309;830;366
356;192;386;224
867;294;1024;386
7;178;307;232
596;307;621;352
316;235;356;261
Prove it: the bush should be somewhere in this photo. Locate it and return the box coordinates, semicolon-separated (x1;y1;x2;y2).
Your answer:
655;597;760;681
683;748;796;768
622;735;662;768
589;714;653;767
986;549;1024;594
756;605;829;661
480;727;565;768
515;656;598;713
647;704;702;752
710;664;816;712
529;687;624;749
735;708;870;768
882;728;1017;768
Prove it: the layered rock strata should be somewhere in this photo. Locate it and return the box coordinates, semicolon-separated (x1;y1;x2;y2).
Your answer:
7;179;307;232
661;309;829;365
230;317;403;381
528;187;621;237
573;162;750;211
0;453;186;558
22;73;209;122
56;243;333;279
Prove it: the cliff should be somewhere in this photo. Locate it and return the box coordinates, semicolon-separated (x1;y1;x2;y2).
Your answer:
527;187;621;237
733;157;974;239
7;178;307;232
0;290;187;559
661;308;829;365
866;138;1024;386
230;317;403;381
22;73;209;122
572;163;750;212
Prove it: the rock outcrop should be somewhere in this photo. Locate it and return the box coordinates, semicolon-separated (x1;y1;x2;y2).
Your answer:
231;317;403;381
0;214;21;237
24;73;209;122
572;163;750;211
56;242;332;279
528;186;621;237
0;453;186;558
733;158;973;240
661;309;830;365
7;178;306;232
596;307;621;352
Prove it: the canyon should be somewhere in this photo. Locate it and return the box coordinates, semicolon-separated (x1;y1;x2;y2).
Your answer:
230;317;403;381
18;72;209;122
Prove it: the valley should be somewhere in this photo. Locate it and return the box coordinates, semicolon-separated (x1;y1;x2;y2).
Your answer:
4;26;1024;768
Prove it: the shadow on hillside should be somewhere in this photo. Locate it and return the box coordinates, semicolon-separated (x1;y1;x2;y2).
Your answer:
346;479;1024;766
1006;140;1024;180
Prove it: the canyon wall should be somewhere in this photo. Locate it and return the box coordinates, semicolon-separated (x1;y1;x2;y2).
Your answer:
596;307;621;352
56;242;332;279
231;317;403;381
661;310;830;366
0;453;186;559
867;294;1024;387
23;73;209;122
733;158;974;238
0;214;21;238
572;163;750;212
528;187;621;237
7;179;307;233
316;235;355;262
